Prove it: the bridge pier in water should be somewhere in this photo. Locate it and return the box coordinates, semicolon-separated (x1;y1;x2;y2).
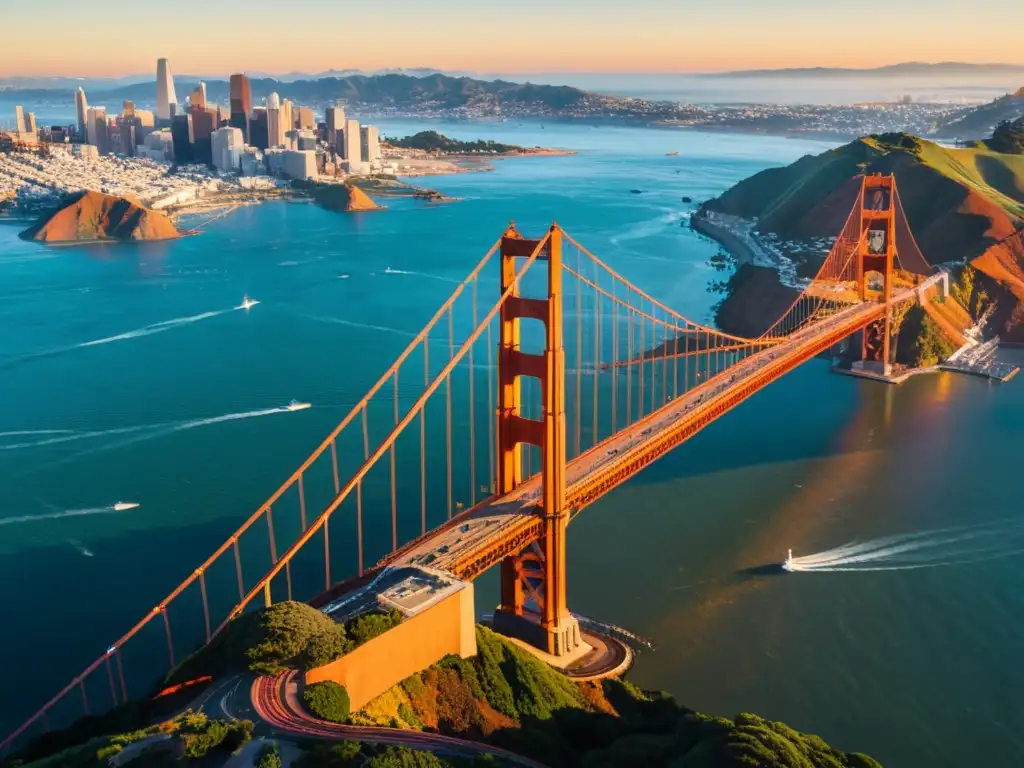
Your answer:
491;223;583;658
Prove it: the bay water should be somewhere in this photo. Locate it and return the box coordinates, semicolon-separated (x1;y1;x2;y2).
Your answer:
1;121;1021;766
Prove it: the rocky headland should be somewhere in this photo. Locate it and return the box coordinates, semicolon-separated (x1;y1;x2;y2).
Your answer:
19;190;180;243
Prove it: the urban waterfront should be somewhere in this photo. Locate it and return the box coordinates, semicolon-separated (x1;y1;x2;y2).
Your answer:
1;122;1022;767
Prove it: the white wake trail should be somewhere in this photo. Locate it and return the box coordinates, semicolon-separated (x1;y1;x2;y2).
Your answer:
0;504;137;527
788;521;1024;573
0;429;76;438
74;309;232;349
0;425;156;451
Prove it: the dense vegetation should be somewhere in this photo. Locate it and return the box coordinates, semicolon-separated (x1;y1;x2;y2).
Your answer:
166;602;403;684
295;742;507;767
983;118;1024;155
303;681;351;723
347;627;880;768
386;131;527;155
6;712;252;768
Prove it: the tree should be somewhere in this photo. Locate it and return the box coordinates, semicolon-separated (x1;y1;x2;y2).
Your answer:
303;681;351;723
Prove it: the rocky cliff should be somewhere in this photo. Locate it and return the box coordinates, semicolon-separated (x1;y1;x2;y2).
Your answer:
698;133;1024;342
20;190;180;243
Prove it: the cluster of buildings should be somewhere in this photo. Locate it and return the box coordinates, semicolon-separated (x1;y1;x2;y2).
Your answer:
7;58;387;183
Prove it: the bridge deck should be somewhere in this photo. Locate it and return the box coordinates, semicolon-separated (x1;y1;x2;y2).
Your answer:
385;280;936;581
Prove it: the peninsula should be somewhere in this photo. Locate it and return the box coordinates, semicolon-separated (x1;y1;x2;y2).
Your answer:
385;130;571;158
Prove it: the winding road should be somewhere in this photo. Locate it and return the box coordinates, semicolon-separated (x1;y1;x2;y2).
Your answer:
250;671;547;767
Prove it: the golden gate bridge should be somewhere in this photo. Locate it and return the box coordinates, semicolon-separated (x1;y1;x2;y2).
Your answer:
0;174;959;752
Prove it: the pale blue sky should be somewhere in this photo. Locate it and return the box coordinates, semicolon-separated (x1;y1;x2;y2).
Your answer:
2;0;1022;76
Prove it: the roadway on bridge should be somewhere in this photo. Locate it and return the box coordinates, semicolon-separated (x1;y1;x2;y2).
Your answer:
385;282;936;579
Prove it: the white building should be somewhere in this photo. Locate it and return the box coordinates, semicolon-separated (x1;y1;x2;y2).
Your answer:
266;92;286;148
75;87;89;137
138;129;174;161
343;118;361;163
240;148;265;177
156;58;178;121
211;126;244;172
71;144;99;161
360;125;380;162
86;106;106;148
281;149;317;180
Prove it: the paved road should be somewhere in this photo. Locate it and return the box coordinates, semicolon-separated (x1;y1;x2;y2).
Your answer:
251;671;548;768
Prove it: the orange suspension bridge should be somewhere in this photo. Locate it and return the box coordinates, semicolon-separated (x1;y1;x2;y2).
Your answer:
1;174;950;752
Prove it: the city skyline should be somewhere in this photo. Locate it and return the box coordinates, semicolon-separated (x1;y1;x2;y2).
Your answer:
3;0;1024;77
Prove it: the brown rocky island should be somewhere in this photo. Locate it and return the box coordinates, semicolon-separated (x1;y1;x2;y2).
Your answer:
20;190;180;243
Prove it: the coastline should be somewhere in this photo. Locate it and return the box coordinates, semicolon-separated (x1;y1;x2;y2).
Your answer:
689;209;759;266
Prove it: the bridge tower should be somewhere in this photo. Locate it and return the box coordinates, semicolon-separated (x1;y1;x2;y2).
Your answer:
492;223;582;657
855;174;899;375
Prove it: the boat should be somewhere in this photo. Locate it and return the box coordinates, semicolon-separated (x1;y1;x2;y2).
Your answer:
113;502;140;512
666;151;679;156
285;399;312;412
239;294;260;310
629;189;644;194
782;549;794;572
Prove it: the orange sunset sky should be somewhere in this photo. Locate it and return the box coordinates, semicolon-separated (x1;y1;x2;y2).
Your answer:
2;0;1024;77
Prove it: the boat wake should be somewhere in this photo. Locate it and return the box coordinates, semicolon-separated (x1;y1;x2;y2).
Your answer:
383;266;460;284
0;502;140;527
75;309;233;349
784;521;1024;573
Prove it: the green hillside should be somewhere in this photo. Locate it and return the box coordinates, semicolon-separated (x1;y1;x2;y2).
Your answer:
699;132;1024;343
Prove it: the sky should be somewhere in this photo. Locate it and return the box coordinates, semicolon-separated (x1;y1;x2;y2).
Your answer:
3;0;1024;77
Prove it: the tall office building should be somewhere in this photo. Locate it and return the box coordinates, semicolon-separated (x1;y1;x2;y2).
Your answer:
229;74;252;141
281;100;294;141
75;87;89;138
190;82;207;109
171;113;194;164
294;106;314;130
24;112;37;134
86;107;108;154
343;118;361;163
250;108;269;150
325;103;345;151
266;93;285;147
14;106;25;132
156;58;177;121
210;126;244;172
190;105;220;165
361;125;380;162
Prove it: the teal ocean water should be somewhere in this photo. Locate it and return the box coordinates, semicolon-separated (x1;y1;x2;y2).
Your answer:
2;122;1022;766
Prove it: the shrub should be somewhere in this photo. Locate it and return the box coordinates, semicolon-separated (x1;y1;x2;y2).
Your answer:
303;681;351;723
295;741;363;767
301;630;350;670
257;742;283;768
345;608;403;648
177;713;253;758
398;702;421;728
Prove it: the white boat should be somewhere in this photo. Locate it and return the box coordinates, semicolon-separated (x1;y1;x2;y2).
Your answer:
782;548;794;572
239;294;260;310
285;399;312;412
113;502;140;512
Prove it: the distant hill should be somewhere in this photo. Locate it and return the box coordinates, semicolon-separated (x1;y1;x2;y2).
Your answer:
79;73;592;113
700;133;1024;341
934;88;1024;138
20;191;179;243
711;62;1024;79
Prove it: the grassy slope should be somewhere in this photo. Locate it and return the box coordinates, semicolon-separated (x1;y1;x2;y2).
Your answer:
703;133;1024;340
351;626;880;768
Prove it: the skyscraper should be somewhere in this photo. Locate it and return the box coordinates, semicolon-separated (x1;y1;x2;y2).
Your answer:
190;82;207;110
360;125;381;163
171;113;194;164
75;87;89;138
14;106;24;132
266;93;285;148
250;108;269;150
325;103;345;151
86;107;108;154
294;106;314;130
343;118;361;163
211;126;244;172
229;74;252;141
281;100;294;141
156;58;177;121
